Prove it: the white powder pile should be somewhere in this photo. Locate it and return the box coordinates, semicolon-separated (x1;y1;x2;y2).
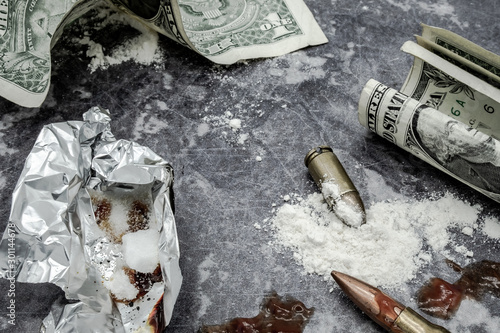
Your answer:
107;200;132;236
105;268;139;301
77;4;163;72
334;199;365;228
270;192;489;289
122;228;160;273
483;216;500;239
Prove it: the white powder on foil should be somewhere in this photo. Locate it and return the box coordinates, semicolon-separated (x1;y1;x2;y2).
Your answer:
270;192;486;288
122;229;160;273
107;200;132;236
104;268;139;301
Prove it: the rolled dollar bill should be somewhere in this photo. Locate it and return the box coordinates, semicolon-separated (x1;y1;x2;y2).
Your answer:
359;79;500;202
400;40;500;139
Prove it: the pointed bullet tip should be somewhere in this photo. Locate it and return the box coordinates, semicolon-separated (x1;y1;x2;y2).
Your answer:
331;270;349;286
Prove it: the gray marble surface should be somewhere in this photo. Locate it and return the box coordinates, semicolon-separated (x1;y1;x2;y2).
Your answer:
1;0;500;332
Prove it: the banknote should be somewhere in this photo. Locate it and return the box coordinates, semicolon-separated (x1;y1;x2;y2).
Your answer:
400;36;500;140
418;24;500;87
359;79;500;203
0;0;327;107
0;0;98;107
108;0;328;64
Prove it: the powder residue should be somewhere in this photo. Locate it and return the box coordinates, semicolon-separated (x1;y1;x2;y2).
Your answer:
104;268;139;301
482;216;500;239
77;4;163;72
270;192;482;288
122;229;160;273
321;181;340;198
333;199;365;228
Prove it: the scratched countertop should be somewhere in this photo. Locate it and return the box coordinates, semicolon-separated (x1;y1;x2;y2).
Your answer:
1;0;500;332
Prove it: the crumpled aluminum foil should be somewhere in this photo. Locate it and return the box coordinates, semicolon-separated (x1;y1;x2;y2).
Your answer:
0;107;182;332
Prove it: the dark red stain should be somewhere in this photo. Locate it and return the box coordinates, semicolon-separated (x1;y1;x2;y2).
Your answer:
417;260;500;319
199;292;314;333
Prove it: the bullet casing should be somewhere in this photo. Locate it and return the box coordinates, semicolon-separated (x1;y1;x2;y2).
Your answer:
395;308;451;333
304;146;366;226
304;146;356;194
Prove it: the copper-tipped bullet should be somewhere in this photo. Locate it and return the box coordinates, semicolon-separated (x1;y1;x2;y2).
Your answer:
304;146;366;227
331;271;451;333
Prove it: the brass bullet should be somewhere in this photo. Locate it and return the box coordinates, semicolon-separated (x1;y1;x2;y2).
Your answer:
304;146;366;227
331;270;451;333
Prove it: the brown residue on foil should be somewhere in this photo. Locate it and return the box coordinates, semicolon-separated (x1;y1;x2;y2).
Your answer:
128;200;150;232
148;295;166;333
92;197;118;241
91;195;151;242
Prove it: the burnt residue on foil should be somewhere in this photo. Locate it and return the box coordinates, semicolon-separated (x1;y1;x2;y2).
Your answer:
0;107;182;333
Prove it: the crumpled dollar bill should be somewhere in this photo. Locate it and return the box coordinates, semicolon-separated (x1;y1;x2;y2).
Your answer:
0;0;327;107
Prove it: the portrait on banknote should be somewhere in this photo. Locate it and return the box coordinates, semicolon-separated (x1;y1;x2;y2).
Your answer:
411;106;500;193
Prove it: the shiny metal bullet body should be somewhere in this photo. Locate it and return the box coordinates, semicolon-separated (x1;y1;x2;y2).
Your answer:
304;146;366;226
331;271;451;333
395;308;451;333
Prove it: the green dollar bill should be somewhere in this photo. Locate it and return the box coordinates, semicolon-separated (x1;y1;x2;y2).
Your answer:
400;41;500;141
0;0;98;107
0;0;326;107
420;24;500;85
359;79;500;202
108;0;327;64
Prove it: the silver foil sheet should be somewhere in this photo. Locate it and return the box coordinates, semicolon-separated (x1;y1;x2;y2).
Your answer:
0;107;182;332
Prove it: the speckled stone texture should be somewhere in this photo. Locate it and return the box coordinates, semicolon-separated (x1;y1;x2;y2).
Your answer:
1;0;500;332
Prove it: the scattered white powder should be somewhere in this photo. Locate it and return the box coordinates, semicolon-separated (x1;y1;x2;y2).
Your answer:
203;111;249;146
229;118;242;131
77;4;163;72
482;216;500;239
197;123;210;137
122;229;160;273
237;133;249;145
461;226;474;236
447;298;500;332
132;111;169;141
104;268;139;301
270;192;482;288
267;51;327;84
